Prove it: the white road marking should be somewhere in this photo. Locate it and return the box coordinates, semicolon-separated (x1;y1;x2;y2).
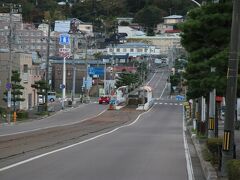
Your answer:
0;106;154;172
146;72;157;85
164;103;168;105
159;82;167;99
169;103;173;105
182;106;195;180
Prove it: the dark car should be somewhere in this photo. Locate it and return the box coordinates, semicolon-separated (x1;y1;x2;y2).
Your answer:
98;96;110;104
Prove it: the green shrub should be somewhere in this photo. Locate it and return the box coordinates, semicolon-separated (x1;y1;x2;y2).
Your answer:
227;160;240;180
16;110;29;119
35;111;49;116
202;148;213;162
206;137;223;154
206;137;223;165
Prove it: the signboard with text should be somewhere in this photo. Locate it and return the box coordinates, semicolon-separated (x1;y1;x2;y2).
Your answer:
88;67;104;76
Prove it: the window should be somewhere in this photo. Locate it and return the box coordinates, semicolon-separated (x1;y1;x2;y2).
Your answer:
123;48;127;52
130;48;134;52
116;48;120;52
23;64;28;73
137;48;143;52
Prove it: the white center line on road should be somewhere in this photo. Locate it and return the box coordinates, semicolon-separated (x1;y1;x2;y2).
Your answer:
159;82;168;99
146;72;157;86
0;105;154;172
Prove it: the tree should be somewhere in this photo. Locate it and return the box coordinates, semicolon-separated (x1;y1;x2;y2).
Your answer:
179;2;233;99
31;80;50;111
137;61;148;82
3;70;25;111
115;72;139;90
134;5;163;36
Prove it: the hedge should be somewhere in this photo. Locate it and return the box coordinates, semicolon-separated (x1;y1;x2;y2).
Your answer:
227;160;240;180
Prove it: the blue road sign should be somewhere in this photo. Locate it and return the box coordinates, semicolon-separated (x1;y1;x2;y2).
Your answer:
176;95;185;101
88;67;104;76
6;82;11;90
60;84;65;89
82;77;92;89
59;34;70;45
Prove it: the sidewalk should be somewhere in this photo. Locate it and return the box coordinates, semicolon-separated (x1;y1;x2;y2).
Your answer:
187;118;240;180
0;97;92;125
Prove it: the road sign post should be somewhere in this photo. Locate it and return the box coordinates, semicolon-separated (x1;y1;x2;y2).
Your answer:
59;34;70;109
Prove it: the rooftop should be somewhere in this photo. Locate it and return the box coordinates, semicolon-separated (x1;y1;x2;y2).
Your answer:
163;15;183;19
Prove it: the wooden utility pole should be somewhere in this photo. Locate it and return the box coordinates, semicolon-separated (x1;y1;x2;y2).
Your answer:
221;0;240;176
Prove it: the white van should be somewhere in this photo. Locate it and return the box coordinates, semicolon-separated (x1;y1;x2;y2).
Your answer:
38;92;56;104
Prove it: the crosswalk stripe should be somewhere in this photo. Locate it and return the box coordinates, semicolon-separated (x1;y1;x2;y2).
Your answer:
154;102;183;106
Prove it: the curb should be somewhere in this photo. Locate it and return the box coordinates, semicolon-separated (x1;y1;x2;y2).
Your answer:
190;132;218;180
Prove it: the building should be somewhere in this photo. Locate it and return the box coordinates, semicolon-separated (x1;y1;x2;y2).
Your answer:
0;13;57;61
163;15;184;25
0;51;42;110
156;15;184;34
118;26;145;38
106;42;160;58
54;19;93;36
116;17;134;25
127;34;182;55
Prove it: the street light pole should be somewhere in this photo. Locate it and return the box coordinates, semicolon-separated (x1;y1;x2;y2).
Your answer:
7;4;13;123
3;3;22;123
191;0;201;7
221;0;240;176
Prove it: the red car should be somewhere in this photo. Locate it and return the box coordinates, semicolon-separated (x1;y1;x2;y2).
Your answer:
98;96;110;104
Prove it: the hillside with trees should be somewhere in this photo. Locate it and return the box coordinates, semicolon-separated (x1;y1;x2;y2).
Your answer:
1;0;198;34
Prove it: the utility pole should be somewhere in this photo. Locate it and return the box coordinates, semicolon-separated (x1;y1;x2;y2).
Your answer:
71;35;76;104
221;0;240;176
84;35;89;101
7;4;13;123
4;3;21;123
45;21;51;111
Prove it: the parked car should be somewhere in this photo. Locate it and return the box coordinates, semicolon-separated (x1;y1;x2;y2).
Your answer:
38;92;56;104
98;96;110;104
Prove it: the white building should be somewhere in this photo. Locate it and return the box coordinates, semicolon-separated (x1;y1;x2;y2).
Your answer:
127;34;182;55
54;19;93;36
156;15;184;34
163;15;184;25
118;26;145;38
116;17;133;25
106;42;160;57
